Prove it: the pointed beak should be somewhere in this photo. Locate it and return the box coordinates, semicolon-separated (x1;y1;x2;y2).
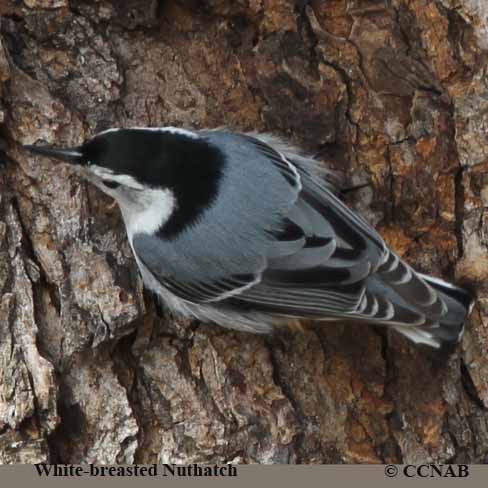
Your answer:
23;144;84;165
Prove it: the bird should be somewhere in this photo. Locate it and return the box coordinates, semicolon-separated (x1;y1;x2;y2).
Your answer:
24;127;475;348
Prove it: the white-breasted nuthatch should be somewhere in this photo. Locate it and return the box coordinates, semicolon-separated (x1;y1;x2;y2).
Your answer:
24;128;474;348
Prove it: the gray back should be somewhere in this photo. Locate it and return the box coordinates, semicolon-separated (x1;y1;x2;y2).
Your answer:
134;131;298;282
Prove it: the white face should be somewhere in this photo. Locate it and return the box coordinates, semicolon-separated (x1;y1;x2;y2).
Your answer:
79;165;176;241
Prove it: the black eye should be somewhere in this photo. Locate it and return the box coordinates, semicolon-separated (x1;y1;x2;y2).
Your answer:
102;180;121;189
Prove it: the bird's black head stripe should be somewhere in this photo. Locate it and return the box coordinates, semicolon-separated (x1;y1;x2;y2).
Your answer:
82;130;226;239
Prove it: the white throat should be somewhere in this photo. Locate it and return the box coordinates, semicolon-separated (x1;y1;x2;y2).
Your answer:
118;187;176;241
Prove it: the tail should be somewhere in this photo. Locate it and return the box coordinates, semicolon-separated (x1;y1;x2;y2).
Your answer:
362;254;475;348
392;274;474;348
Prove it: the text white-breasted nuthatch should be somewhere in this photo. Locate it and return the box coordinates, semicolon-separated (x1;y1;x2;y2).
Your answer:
24;128;474;348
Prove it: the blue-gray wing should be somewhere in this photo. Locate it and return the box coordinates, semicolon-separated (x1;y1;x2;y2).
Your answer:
226;135;449;328
132;131;389;316
229;139;389;317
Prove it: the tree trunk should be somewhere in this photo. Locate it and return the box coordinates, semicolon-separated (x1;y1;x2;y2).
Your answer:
0;0;487;464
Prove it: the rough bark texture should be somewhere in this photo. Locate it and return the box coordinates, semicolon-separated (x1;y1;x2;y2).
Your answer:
0;0;487;464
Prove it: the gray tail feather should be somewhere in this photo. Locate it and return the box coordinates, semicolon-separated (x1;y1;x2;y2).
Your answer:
393;274;475;348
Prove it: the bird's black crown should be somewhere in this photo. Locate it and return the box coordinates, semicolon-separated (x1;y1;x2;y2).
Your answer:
83;129;226;238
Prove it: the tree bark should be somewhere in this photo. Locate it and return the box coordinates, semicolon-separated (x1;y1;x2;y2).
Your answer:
0;0;487;464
